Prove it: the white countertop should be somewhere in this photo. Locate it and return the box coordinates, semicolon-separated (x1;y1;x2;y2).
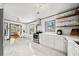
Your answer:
62;35;79;42
40;32;79;42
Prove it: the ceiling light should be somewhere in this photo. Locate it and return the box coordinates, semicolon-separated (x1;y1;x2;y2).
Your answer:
36;11;40;14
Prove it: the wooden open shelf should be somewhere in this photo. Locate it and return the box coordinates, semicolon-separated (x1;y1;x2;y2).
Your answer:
56;10;79;19
56;24;79;28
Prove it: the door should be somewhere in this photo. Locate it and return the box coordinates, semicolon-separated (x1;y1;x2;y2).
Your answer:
0;9;3;56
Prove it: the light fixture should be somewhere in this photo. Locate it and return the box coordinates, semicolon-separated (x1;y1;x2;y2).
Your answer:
37;18;41;25
16;17;20;22
36;11;40;14
36;3;43;15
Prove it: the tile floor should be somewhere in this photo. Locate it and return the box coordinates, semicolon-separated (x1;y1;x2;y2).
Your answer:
4;38;66;56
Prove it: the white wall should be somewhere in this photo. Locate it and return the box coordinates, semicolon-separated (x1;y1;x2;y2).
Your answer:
0;4;3;9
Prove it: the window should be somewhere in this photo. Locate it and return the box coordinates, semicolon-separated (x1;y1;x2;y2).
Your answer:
9;23;22;35
4;22;8;36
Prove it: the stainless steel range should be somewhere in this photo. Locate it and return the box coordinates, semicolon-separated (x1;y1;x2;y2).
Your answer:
33;31;42;44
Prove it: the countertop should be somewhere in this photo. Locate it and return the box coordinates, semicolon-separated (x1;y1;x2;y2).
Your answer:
39;32;79;42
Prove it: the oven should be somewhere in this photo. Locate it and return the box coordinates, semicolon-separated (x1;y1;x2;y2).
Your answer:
33;31;42;44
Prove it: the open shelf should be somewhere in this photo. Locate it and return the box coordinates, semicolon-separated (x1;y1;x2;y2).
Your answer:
56;24;79;27
55;10;79;19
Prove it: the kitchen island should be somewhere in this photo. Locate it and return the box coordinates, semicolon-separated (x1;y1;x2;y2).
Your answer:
39;32;79;56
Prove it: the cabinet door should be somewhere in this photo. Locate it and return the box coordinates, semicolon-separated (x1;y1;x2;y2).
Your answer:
55;37;67;53
68;42;75;56
48;35;55;48
74;43;79;56
54;37;60;50
39;34;55;48
68;40;79;56
60;38;67;52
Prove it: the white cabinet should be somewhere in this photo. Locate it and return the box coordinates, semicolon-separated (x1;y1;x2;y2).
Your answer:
39;34;55;48
39;33;67;54
39;33;79;56
68;39;79;56
54;36;67;53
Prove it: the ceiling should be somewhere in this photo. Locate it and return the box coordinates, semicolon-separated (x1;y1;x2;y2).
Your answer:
3;3;79;23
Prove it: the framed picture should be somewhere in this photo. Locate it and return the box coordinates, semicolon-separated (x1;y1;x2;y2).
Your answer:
45;20;56;32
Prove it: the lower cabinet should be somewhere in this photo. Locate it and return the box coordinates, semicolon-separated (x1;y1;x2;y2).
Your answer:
39;33;79;56
39;34;67;54
68;40;79;56
55;37;67;53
